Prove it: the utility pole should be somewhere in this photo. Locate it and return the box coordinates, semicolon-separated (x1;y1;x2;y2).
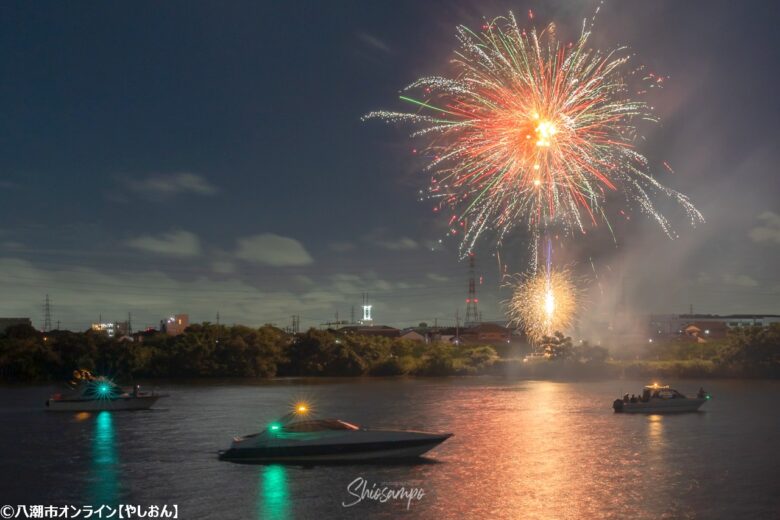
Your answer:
455;309;460;344
127;312;133;335
216;312;221;326
43;295;52;332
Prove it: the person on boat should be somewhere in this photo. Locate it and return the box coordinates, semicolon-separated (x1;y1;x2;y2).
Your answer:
630;394;638;403
697;387;707;398
133;384;140;397
623;393;630;402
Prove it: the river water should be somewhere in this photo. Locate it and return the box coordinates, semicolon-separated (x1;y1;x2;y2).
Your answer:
1;378;778;519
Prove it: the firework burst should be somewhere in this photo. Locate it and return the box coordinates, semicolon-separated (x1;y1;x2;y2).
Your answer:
507;266;579;343
365;11;703;254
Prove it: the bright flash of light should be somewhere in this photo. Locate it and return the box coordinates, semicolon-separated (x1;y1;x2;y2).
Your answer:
295;402;309;414
365;11;703;255
507;267;578;343
544;288;556;317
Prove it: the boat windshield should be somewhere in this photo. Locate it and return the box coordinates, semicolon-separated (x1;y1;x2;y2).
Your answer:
283;419;360;432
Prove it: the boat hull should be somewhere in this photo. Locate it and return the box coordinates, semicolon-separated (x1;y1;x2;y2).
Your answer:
46;395;162;412
219;434;452;463
613;398;707;414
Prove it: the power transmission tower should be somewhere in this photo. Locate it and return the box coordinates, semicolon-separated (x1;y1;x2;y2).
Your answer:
128;312;133;335
465;253;480;324
43;294;53;332
290;315;300;334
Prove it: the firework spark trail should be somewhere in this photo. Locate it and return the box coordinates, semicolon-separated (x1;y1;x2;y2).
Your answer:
365;11;704;256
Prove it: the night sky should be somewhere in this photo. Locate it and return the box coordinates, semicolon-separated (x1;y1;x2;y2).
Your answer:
0;1;778;331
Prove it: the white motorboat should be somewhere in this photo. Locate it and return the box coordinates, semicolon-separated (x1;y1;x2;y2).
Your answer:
219;404;452;463
613;384;710;414
46;373;165;412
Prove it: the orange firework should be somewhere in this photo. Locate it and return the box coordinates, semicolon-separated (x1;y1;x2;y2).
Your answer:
366;11;703;254
506;266;578;343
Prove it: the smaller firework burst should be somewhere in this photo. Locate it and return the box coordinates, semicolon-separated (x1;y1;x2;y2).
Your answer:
507;267;579;344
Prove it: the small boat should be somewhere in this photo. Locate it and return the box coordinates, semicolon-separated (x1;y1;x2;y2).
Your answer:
46;371;166;412
613;383;710;414
219;404;452;463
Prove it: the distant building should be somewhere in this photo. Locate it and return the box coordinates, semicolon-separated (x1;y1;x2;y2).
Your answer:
90;320;130;339
459;322;512;345
162;314;189;336
91;322;116;338
683;321;729;342
132;327;160;343
0;317;32;334
649;314;780;338
434;322;513;345
399;329;426;342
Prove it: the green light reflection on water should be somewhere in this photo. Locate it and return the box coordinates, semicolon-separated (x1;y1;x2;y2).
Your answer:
90;411;119;506
257;464;289;520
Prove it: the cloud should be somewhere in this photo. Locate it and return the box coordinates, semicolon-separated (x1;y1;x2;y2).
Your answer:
721;273;759;288
356;32;392;54
369;236;419;251
1;241;24;251
211;260;236;274
125;172;217;198
235;233;313;266
0;257;319;330
427;273;449;283
126;230;201;257
329;241;356;252
749;211;780;244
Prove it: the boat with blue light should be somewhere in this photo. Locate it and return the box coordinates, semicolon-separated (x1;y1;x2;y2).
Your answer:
613;383;710;413
46;370;166;412
219;403;452;463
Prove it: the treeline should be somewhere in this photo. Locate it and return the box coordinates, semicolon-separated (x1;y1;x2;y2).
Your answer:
0;323;499;381
632;324;780;378
2;322;777;381
491;326;780;380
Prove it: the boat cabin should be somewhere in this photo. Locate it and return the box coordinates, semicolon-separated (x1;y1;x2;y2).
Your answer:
282;419;361;432
642;385;686;401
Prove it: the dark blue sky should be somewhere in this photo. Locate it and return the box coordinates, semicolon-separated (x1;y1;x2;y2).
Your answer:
0;1;778;331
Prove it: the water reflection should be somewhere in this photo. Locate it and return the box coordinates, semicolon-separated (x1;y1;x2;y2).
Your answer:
257;465;289;520
647;414;666;452
90;411;119;505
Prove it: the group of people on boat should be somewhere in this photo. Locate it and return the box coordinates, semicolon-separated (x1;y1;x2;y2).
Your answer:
622;386;708;403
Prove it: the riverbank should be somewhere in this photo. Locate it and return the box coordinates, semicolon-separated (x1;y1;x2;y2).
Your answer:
2;322;778;381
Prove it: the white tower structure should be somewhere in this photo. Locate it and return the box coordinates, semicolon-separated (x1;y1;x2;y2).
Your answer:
361;293;373;325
